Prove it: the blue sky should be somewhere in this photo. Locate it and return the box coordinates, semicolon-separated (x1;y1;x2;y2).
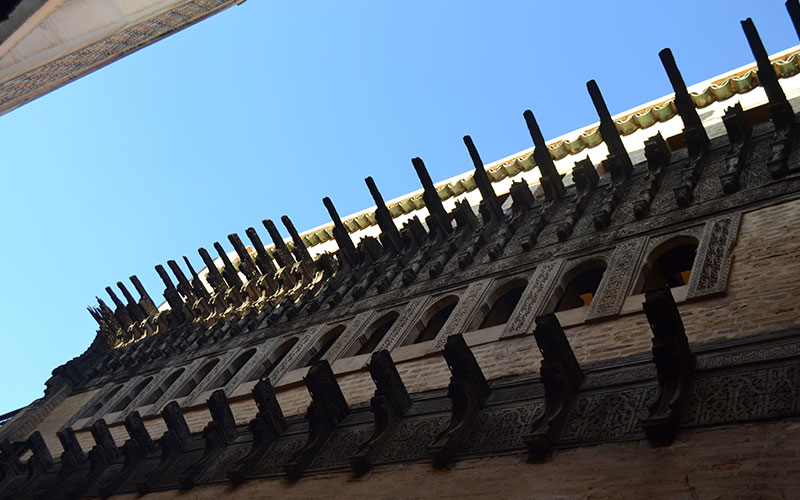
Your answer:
0;1;796;414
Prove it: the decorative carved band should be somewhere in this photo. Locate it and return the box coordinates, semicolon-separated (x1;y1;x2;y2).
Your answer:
323;311;376;362
375;296;428;351
502;259;564;338
687;212;741;298
586;238;646;321
429;278;494;351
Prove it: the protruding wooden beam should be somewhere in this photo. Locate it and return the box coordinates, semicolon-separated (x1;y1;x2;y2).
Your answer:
198;247;229;293
282;215;314;264
463;135;502;220
659;48;709;146
719;102;753;194
244;227;277;276
742;18;795;178
524;109;565;202
168;259;197;300
365;176;404;253
155;264;191;321
214;242;244;288
412;157;453;235
323;197;360;268
586;79;633;181
130;274;158;315
262;219;296;269
788;0;800;40
227;233;260;280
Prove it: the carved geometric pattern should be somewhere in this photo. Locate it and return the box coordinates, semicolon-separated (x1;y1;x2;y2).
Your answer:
687;212;741;298
310;426;372;470
197;442;251;484
682;362;800;426
586;237;646;320
375;296;428;351
323;311;376;362
459;403;542;454
377;415;449;463
252;437;305;477
561;385;656;442
502;259;564;338
430;278;494;351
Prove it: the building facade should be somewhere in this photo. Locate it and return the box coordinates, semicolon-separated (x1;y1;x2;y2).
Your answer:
1;3;800;500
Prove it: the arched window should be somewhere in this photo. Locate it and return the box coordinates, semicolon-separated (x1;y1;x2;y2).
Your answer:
248;337;298;382
109;377;153;413
208;348;257;390
78;384;123;419
551;262;607;312
305;325;346;366
351;311;400;356
174;358;219;398
638;238;698;293
477;281;527;329
141;368;185;406
406;296;459;345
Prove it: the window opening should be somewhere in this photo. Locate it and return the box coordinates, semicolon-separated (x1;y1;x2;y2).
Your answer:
355;312;399;356
141;368;185;406
554;267;605;312
641;244;697;293
479;284;526;329
209;349;256;389
174;359;219;398
248;338;298;382
109;377;153;413
412;301;457;344
306;325;346;366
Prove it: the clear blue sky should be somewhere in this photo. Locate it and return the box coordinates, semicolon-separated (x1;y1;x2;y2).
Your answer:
0;1;795;414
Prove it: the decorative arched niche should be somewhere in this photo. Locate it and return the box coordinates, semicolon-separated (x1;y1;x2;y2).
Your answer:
303;325;347;367
469;277;528;331
346;311;400;357
109;377;154;414
633;235;699;294
77;384;123;420
173;358;220;399
546;258;608;313
403;295;459;346
208;348;257;390
247;337;298;382
140;367;185;407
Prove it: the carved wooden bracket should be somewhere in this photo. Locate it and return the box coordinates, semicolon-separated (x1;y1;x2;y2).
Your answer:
523;314;584;462
719;102;753;194
429;334;490;468
351;350;411;474
640;288;695;446
179;390;238;489
284;360;349;481
137;402;203;495
228;378;287;485
68;419;120;499
98;411;159;498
